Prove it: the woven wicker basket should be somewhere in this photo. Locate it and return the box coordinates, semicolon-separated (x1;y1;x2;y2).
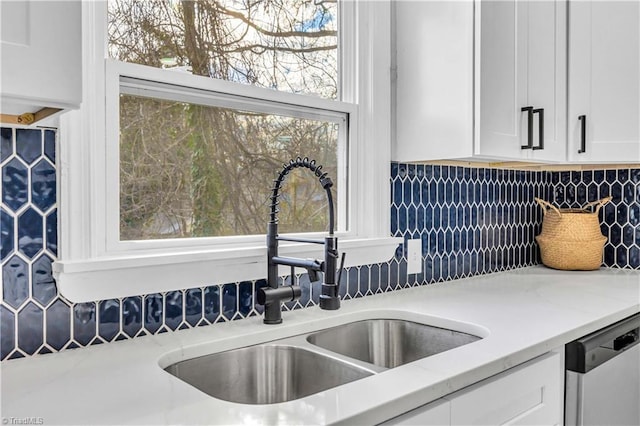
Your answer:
534;197;611;271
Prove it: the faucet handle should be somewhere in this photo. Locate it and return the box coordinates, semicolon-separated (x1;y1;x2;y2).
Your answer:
308;268;319;283
335;252;346;289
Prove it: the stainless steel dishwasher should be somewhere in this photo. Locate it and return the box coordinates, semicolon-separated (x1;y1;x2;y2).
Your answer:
565;313;640;426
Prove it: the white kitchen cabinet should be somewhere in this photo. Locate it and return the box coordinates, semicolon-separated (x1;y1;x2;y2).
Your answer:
447;351;563;425
383;351;563;426
476;0;567;162
0;0;81;122
568;1;640;162
393;1;474;162
381;398;450;426
393;0;567;163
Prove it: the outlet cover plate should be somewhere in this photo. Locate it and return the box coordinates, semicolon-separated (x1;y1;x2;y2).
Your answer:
407;238;422;274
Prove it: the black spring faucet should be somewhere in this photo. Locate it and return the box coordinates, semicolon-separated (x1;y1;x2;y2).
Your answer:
257;157;345;324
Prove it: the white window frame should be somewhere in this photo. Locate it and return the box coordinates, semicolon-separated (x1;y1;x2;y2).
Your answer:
54;0;400;302
107;63;353;253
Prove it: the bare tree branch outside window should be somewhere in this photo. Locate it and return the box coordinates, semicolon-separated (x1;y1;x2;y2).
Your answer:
108;0;340;240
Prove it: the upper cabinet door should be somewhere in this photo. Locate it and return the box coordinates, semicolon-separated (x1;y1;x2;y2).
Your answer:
1;1;81;115
393;1;474;162
527;1;567;162
476;0;528;160
568;1;640;162
476;0;567;162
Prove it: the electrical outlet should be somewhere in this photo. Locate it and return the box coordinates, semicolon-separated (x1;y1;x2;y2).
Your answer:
406;239;422;274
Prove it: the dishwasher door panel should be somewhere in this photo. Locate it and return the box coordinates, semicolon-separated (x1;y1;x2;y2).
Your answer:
565;344;640;426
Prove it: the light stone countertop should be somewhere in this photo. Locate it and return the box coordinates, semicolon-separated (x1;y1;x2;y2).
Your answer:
1;266;639;425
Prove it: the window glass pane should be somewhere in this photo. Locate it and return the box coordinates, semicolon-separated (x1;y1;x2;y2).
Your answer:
108;0;339;99
119;94;340;240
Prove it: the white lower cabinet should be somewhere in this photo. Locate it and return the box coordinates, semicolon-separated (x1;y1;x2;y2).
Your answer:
383;351;563;426
381;398;450;426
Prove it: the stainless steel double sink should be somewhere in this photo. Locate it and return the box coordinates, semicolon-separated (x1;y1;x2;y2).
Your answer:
164;319;482;404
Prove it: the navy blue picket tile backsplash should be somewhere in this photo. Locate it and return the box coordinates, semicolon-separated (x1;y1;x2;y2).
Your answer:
1;125;639;360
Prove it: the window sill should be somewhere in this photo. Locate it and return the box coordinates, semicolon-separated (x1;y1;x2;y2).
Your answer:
53;237;402;302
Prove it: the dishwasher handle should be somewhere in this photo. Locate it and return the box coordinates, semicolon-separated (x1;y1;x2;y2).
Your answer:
614;331;638;351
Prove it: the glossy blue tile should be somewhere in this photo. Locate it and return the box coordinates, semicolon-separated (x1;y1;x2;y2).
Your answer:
629;246;640;268
98;299;120;341
0;127;12;163
444;230;453;253
31;254;56;306
616;246;628;266
31;159;56;212
407;164;416;179
184;288;202;326
398;205;407;233
402;179;411;204
390;205;398;235
576;183;587;202
2;158;28;212
407;205;416;231
2;255;28;309
392;177;402;206
390;162;398;179
623;181;635;202
630;204;640;226
389;260;398;289
44;130;55;163
15;129;41;164
398;258;408;287
436;229;445;253
347;267;359;297
238;282;253;317
17;302;43;354
609;224;622;246
1;304;15;360
46;209;57;255
433;207;441;230
436;180;445;204
18;207;43;258
398;164;407;179
616;204;628;225
73;302;96;346
379;262;389;290
444;181;453;204
425;230;436;255
428;180;437;205
611;182;623;202
368;264;380;293
592;170;604;184
603;202;616;224
1;208;14;260
587;183;599;202
122;296;142;337
144;293;163;334
222;283;237;320
46;298;71;350
165;291;183;330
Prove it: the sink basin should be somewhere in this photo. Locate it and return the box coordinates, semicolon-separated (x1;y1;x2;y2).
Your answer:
164;344;373;404
306;319;481;368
